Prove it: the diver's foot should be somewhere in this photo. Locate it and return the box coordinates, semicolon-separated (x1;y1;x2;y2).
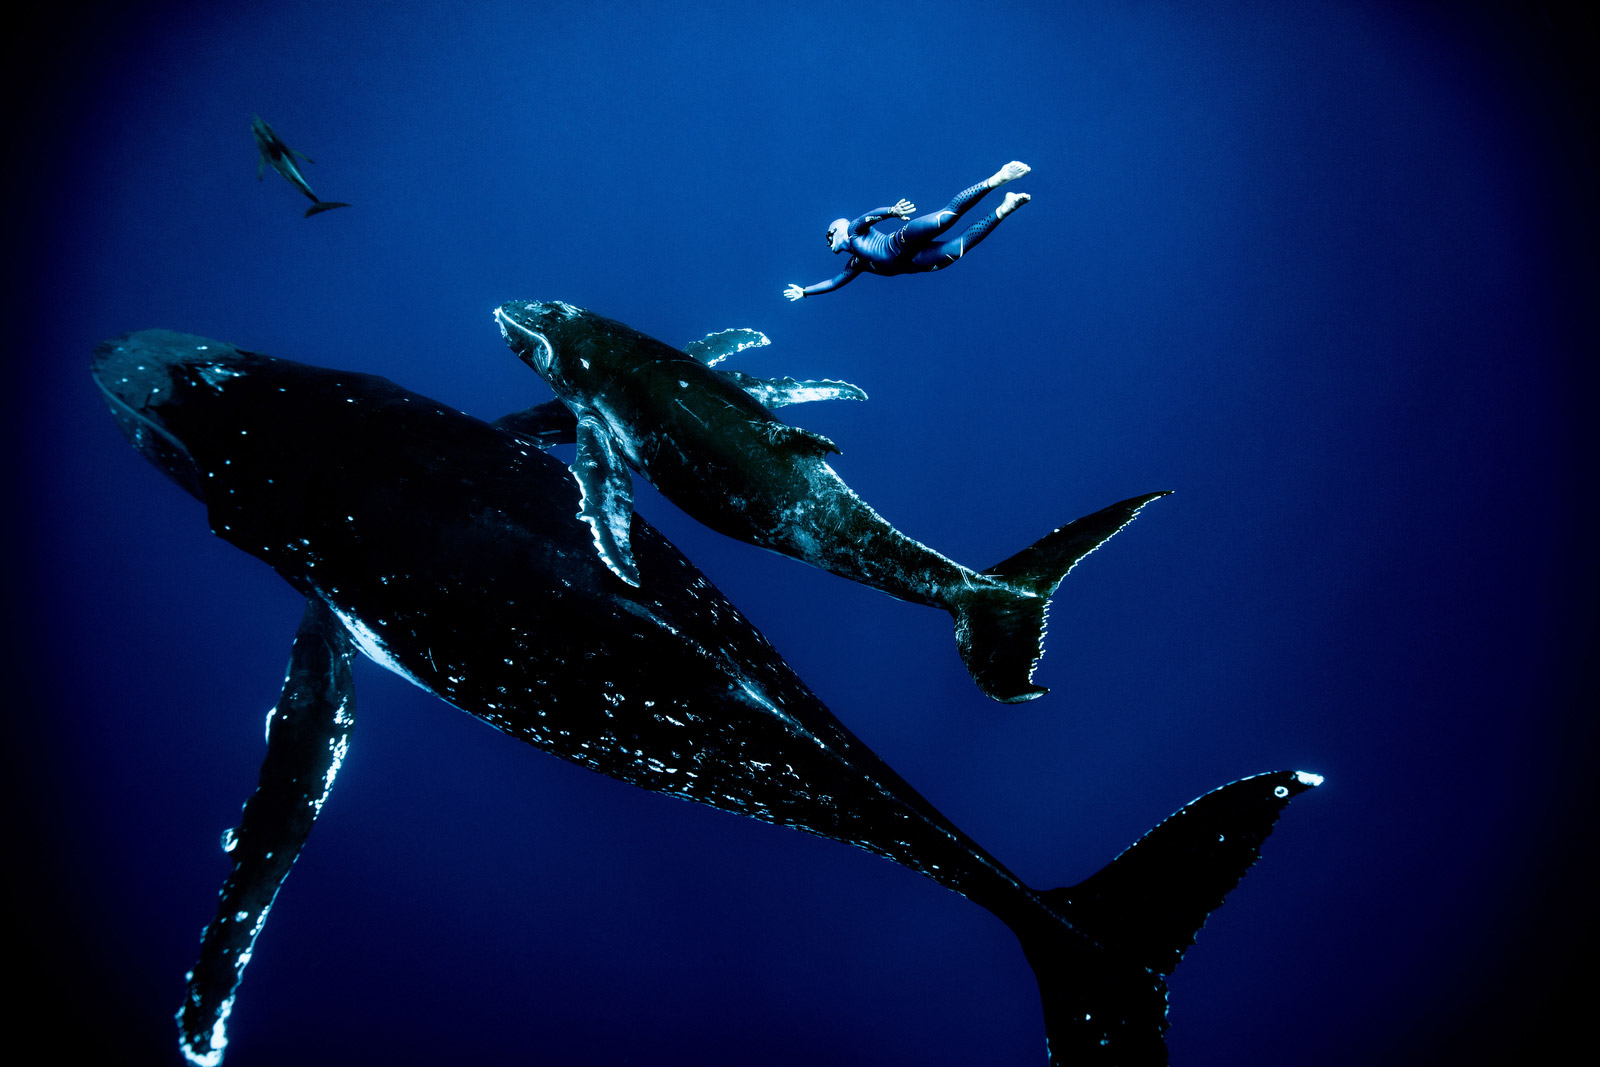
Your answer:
996;191;1031;218
987;161;1031;189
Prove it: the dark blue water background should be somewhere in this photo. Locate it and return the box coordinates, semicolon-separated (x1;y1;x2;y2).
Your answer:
7;2;1595;1064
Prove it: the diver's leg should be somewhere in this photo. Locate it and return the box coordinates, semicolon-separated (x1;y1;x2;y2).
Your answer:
898;161;1032;245
908;192;1029;271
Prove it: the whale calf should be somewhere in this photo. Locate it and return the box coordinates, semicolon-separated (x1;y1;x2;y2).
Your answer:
495;300;1169;704
94;329;1317;1066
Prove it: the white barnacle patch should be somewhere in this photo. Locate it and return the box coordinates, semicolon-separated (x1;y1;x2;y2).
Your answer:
197;364;244;392
220;828;238;853
178;995;233;1066
1294;770;1324;787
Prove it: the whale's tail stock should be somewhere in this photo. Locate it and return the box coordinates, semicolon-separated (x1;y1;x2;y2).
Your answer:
952;490;1171;703
1004;769;1322;1064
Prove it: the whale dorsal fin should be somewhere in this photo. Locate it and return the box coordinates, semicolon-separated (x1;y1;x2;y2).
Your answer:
572;413;640;586
721;370;868;408
685;328;770;366
760;422;840;457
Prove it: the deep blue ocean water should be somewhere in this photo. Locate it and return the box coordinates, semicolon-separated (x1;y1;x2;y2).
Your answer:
6;2;1595;1064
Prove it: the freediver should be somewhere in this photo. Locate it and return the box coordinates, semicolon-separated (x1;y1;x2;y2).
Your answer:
251;116;351;218
783;161;1031;300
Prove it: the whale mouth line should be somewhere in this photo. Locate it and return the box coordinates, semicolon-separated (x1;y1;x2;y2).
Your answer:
493;307;556;373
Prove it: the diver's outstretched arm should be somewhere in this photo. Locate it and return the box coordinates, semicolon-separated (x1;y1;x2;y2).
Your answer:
785;263;862;300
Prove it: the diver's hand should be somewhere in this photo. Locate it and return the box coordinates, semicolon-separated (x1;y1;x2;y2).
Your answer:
783;284;806;301
891;199;915;217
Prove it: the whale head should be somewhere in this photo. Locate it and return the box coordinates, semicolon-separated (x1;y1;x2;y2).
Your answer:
91;330;265;500
493;299;583;376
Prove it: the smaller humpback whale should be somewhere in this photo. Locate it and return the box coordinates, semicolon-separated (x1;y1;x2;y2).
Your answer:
250;116;350;218
94;329;1318;1067
495;300;1169;704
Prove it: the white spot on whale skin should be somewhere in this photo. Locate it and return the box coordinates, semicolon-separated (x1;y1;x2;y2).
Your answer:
1294;770;1325;787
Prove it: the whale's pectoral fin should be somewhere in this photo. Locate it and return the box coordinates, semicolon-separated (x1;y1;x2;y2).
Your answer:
684;327;770;366
760;422;841;457
721;370;869;408
491;399;579;448
572;413;640;586
177;597;357;1067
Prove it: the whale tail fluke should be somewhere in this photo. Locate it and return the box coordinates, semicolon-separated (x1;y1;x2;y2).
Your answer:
1009;770;1322;1064
952;490;1171;703
303;200;351;217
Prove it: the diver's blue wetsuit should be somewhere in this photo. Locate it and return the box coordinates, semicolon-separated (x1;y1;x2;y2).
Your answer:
801;181;1009;297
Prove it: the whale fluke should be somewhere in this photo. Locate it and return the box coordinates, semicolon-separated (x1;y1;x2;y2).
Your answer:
955;491;1173;703
1015;769;1322;1063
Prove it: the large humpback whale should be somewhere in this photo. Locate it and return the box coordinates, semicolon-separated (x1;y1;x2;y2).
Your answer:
93;329;1317;1066
494;300;1169;704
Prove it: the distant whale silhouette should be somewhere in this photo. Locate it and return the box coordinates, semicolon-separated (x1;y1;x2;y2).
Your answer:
94;329;1319;1066
251;115;350;218
495;300;1169;704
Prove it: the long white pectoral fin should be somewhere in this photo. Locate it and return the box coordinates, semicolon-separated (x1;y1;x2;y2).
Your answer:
684;327;770;366
722;370;869;408
178;597;357;1067
572;413;640;586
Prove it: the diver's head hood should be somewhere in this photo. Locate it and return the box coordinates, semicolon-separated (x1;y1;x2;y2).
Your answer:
827;219;849;252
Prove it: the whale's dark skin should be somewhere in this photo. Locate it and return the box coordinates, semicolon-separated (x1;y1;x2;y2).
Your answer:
495;300;1170;704
93;329;1318;1066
